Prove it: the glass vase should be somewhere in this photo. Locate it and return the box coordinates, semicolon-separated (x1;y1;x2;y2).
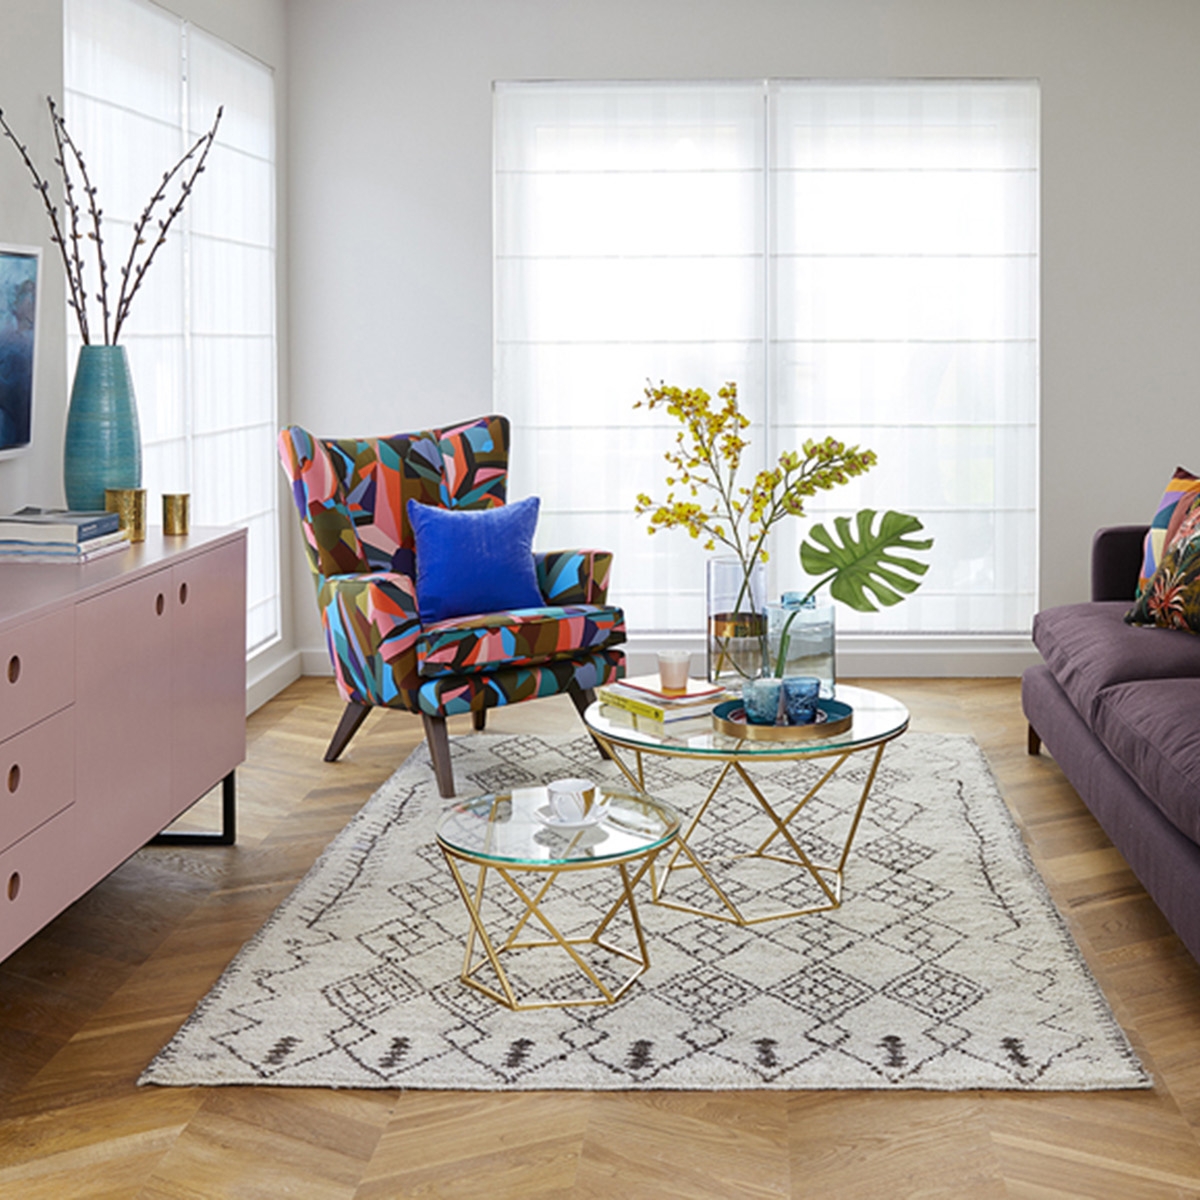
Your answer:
706;556;767;691
766;595;836;697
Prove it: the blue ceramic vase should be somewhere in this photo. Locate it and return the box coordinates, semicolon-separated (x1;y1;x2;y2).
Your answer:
63;345;142;511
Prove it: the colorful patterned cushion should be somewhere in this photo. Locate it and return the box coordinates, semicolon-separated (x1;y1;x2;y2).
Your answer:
416;649;625;717
416;603;627;678
1138;466;1200;596
1127;495;1200;634
407;495;543;623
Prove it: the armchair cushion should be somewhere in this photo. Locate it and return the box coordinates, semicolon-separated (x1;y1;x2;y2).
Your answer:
416;603;626;678
407;495;543;623
416;648;626;717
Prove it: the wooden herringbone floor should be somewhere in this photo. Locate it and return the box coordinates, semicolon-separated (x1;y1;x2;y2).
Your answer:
1;676;1199;1198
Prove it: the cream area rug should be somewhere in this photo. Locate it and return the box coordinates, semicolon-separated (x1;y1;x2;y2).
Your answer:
140;731;1149;1091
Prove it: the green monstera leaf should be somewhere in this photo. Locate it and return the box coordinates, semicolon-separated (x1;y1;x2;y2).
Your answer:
800;509;933;612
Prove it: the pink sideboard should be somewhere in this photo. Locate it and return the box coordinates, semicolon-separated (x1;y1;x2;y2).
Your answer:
0;527;246;962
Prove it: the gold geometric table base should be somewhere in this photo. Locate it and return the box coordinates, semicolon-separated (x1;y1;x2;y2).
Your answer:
597;738;890;926
439;847;665;1011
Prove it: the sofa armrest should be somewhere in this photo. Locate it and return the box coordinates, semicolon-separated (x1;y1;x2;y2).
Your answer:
1091;525;1148;602
535;550;615;605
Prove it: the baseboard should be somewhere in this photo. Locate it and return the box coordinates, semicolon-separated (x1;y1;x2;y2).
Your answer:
246;649;304;714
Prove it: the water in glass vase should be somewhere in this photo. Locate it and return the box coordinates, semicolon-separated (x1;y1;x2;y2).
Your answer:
767;596;835;698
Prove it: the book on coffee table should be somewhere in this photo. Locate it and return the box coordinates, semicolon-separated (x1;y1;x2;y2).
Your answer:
617;674;725;702
598;675;727;722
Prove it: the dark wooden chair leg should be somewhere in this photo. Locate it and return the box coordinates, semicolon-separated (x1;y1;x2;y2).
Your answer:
1027;723;1042;756
473;708;487;732
422;713;456;797
325;700;372;762
567;681;612;761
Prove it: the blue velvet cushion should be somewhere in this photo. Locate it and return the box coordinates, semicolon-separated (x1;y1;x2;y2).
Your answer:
407;496;544;623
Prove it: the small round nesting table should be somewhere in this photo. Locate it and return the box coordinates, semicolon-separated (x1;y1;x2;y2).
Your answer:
436;784;680;1011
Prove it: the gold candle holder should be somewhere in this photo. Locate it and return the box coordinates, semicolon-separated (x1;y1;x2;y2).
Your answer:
105;487;146;543
162;492;190;536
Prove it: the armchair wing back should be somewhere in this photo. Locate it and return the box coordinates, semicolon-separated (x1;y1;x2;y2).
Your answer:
278;415;626;795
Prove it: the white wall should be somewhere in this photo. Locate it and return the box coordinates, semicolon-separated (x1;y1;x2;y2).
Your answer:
285;0;1200;672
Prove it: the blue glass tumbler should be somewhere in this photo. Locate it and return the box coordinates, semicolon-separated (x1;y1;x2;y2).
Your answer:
743;677;783;725
782;676;821;725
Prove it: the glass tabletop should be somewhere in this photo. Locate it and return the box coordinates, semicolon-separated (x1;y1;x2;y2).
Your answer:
436;785;680;867
584;683;909;760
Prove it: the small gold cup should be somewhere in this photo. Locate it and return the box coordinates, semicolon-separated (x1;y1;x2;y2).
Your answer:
105;487;146;543
162;492;190;537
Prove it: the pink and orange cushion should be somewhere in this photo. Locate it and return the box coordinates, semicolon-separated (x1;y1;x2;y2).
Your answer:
1137;466;1200;596
1127;493;1200;634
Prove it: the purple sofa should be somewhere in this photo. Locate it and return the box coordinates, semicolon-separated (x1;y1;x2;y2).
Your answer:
1022;524;1200;964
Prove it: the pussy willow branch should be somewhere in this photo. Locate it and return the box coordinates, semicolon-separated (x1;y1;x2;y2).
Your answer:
0;104;90;341
111;105;222;343
48;99;110;343
46;101;90;337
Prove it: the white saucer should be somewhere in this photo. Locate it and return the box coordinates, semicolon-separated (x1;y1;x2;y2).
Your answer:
536;804;610;830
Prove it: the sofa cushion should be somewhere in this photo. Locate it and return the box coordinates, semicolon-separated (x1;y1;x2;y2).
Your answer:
1092;678;1200;845
1138;465;1200;595
1126;495;1200;635
1033;600;1200;723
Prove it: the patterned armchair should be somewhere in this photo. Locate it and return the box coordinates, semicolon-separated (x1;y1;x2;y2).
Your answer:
278;414;626;796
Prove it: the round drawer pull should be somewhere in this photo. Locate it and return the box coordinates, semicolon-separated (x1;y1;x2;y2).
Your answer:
179;582;189;605
7;764;19;794
7;655;19;685
156;593;165;616
7;872;19;901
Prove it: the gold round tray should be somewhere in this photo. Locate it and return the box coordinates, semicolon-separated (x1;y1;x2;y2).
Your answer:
712;698;854;741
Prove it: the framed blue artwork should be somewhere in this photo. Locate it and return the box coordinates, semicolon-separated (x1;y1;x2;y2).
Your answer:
0;243;41;457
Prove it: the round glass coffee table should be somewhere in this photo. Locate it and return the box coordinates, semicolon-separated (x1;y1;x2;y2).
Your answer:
584;684;909;925
436;784;679;1011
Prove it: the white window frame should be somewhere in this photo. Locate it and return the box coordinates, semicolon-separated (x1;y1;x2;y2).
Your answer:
64;0;281;657
494;80;1039;669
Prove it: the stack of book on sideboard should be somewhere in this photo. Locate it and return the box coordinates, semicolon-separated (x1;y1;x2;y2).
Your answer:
0;508;128;564
597;674;727;723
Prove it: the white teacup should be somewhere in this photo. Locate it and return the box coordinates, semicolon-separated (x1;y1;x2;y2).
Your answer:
546;777;603;823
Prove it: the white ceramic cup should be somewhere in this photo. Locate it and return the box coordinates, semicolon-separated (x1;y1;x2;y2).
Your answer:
547;777;600;822
657;649;691;693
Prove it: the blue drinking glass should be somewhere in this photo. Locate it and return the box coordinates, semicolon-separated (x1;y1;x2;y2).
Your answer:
743;677;783;725
782;676;821;725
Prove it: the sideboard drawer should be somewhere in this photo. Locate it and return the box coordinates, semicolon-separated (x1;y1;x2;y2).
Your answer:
0;805;83;962
0;708;75;854
0;608;75;743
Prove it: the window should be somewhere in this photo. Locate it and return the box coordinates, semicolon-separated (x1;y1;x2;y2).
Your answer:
494;81;1038;639
65;0;280;654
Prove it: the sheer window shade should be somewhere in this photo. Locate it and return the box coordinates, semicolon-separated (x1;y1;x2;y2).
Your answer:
494;80;1038;637
65;0;280;654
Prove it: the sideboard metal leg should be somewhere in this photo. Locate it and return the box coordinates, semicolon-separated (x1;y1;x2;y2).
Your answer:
149;770;237;846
